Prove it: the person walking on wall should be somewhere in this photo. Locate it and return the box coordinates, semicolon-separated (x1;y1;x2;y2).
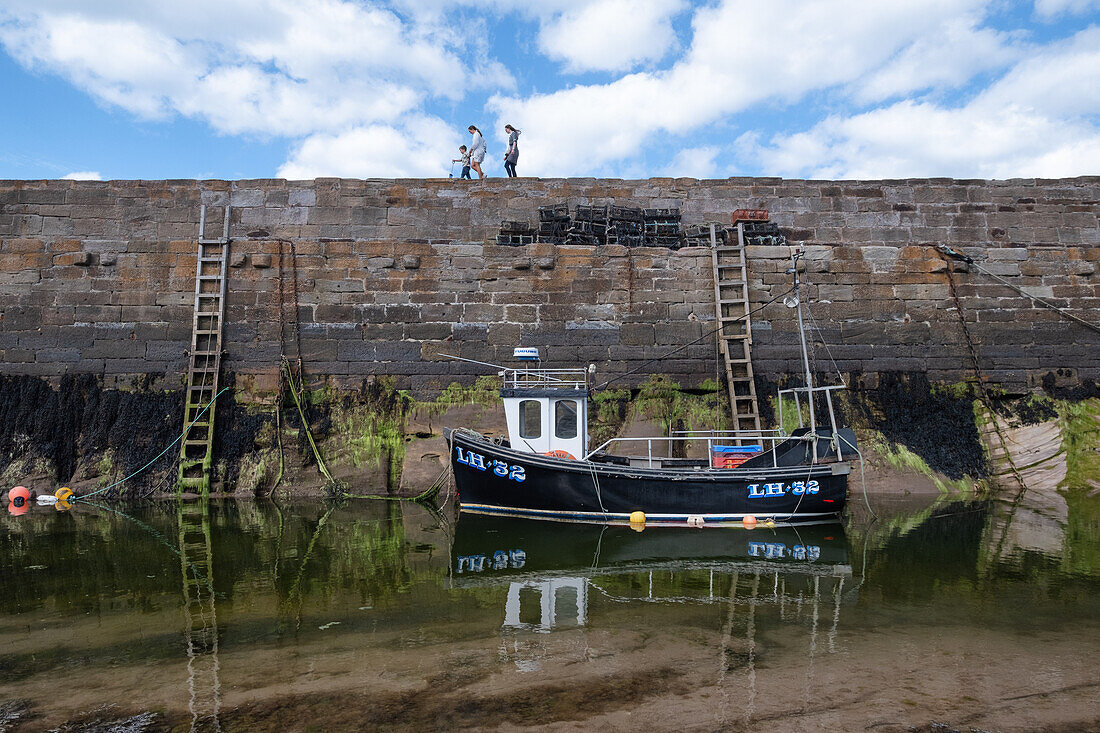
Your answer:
453;145;472;179
468;125;487;179
503;124;520;177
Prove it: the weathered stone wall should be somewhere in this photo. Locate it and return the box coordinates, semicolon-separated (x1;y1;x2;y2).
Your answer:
1;176;1097;394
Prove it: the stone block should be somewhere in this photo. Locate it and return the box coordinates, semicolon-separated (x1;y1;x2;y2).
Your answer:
288;189;316;207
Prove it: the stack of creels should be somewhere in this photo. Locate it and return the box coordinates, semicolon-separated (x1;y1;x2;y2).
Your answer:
682;222;728;247
643;207;682;248
739;220;787;246
537;203;570;244
497;220;535;246
606;206;645;247
569;204;608;245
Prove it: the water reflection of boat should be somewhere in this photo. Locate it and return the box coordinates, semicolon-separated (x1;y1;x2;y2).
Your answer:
451;514;851;585
452;514;852;693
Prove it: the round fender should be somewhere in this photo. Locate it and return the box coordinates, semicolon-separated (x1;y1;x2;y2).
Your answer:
543;450;576;460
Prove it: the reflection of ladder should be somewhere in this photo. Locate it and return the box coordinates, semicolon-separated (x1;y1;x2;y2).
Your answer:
711;223;761;434
178;500;222;732
178;206;230;495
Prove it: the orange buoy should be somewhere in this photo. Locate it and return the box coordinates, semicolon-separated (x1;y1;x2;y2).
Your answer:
7;486;29;507
543;450;576;460
742;514;757;529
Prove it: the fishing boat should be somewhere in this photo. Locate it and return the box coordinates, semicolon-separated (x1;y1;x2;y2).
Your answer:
445;251;857;526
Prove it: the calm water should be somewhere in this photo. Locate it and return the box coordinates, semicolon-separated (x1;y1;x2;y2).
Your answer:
2;492;1099;732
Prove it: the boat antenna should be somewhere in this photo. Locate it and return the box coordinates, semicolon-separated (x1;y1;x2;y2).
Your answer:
786;248;818;448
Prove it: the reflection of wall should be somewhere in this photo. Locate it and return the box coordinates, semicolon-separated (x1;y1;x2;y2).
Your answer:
504;578;588;632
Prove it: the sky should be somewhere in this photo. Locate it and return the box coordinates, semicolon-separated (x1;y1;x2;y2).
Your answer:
1;0;1098;181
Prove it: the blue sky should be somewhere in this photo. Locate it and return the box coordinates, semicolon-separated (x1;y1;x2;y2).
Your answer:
1;0;1098;181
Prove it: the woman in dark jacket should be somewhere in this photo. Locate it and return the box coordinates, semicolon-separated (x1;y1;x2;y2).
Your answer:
503;124;520;177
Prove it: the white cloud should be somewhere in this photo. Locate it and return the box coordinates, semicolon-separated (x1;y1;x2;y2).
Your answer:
1034;0;1100;17
489;0;1006;176
853;16;1019;104
537;0;685;73
752;27;1100;179
277;117;463;179
664;146;720;178
61;170;102;180
0;0;477;137
3;0;1098;180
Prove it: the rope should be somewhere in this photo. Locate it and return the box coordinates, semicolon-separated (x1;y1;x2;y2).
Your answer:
939;256;1028;493
936;245;1100;334
596;285;795;390
281;357;336;486
75;387;229;500
837;432;876;519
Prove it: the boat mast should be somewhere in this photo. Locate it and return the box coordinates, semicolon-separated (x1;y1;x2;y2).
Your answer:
789;250;818;453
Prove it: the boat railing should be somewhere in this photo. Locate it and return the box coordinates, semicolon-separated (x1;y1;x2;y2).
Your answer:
776;384;846;460
501;367;589;391
584;433;796;468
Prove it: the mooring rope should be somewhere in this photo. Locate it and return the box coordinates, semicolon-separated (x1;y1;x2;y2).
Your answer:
74;388;229;501
936;245;1100;334
596;285;795;390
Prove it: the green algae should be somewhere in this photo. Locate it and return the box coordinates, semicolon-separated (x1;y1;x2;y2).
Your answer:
855;424;977;497
1057;398;1100;576
636;375;727;436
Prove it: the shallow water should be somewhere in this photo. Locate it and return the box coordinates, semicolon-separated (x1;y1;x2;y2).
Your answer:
2;491;1099;732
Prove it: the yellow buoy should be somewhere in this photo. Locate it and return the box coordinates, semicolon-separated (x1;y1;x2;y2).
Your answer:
742;514;757;529
763;518;775;528
629;510;646;531
55;487;73;502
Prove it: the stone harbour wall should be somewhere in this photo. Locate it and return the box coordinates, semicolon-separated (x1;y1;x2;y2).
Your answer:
1;176;1098;394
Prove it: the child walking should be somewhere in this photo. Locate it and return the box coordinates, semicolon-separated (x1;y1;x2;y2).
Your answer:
453;145;472;179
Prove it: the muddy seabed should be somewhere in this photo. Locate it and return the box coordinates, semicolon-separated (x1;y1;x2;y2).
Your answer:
2;487;1100;733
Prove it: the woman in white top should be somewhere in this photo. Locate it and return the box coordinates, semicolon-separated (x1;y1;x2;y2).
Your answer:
467;125;487;179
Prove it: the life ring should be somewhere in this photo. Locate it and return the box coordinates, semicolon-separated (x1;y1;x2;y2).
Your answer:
543;450;576;460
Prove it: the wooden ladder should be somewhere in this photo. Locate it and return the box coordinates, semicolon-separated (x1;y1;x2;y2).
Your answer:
178;499;222;731
177;205;230;496
710;223;761;436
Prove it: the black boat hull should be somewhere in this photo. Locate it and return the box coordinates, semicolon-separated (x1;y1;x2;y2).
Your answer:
448;429;849;525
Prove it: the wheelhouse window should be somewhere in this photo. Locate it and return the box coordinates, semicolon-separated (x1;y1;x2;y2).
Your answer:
519;400;542;439
555;400;578;439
